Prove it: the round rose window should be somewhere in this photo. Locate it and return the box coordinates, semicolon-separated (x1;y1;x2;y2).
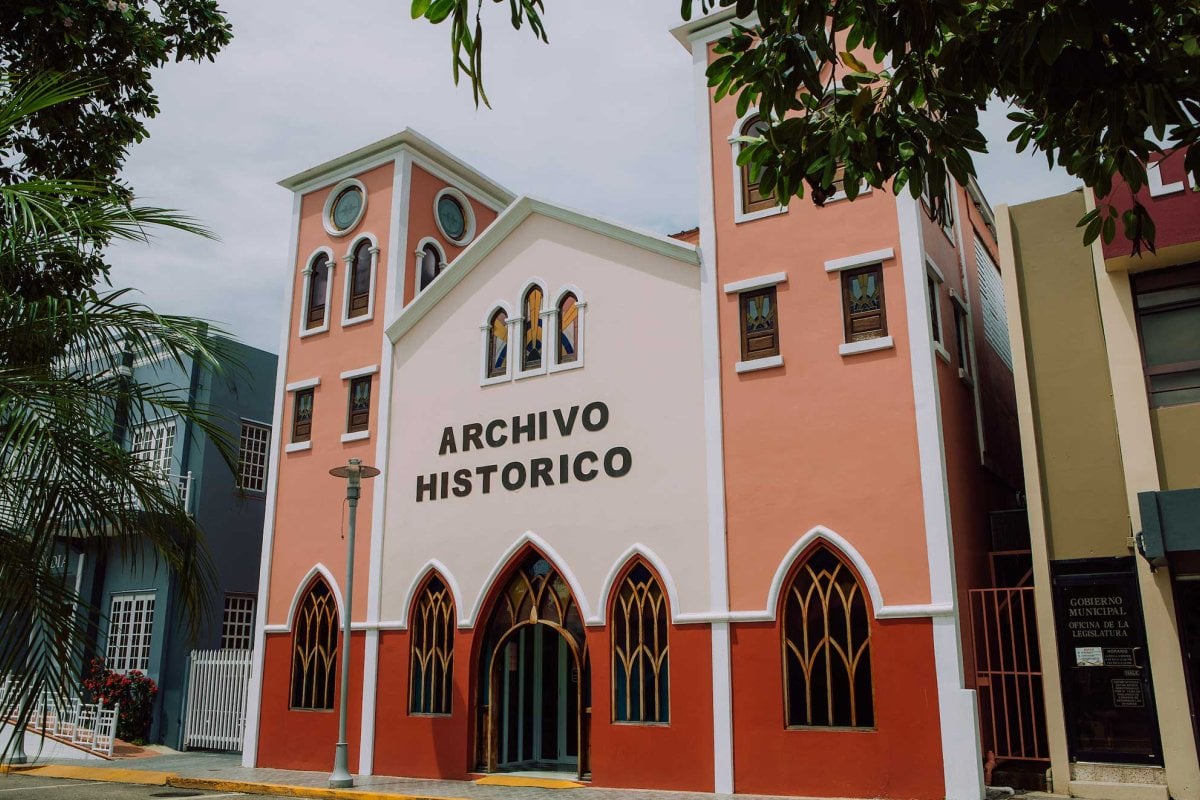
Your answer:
331;186;364;232
437;194;467;241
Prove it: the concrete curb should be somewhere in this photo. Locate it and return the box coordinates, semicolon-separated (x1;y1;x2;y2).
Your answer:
167;776;468;800
11;765;173;785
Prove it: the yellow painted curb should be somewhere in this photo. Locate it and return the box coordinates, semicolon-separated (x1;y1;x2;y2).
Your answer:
16;765;174;785
169;775;469;800
474;775;583;789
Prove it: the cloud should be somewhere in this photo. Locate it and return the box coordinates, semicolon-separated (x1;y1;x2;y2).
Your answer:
105;1;1079;352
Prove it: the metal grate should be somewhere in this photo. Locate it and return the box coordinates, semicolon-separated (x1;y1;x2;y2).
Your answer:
975;236;1013;370
969;587;1049;766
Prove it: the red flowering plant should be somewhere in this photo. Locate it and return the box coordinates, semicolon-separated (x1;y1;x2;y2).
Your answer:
82;658;158;744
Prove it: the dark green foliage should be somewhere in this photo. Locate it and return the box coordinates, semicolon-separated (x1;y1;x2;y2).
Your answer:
418;0;1200;252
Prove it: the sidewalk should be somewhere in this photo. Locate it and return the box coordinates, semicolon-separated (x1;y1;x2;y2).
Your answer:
10;750;760;800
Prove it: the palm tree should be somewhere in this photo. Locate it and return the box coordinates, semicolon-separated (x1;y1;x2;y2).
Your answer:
0;74;240;759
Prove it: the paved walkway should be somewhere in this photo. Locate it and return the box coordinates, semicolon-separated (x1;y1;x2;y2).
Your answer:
15;750;1024;800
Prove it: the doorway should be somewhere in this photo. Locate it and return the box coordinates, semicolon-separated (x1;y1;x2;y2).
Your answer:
1173;572;1200;755
494;624;579;771
476;553;590;778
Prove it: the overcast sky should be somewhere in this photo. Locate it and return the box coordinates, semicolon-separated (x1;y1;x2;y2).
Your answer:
106;1;1080;353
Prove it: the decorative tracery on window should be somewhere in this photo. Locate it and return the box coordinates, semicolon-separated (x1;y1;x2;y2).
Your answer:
557;293;579;365
348;240;373;318
782;546;874;728
522;286;544;370
410;575;455;715
487;308;508;379
290;577;339;710
611;562;669;724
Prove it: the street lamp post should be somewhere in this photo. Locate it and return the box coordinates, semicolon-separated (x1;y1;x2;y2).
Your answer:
327;457;379;790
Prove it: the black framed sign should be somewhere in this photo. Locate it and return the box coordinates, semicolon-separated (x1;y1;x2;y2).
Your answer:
1051;558;1162;764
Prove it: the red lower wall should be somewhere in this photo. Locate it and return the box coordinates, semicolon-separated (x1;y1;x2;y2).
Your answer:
372;628;473;780
586;622;715;791
256;631;364;771
730;617;945;799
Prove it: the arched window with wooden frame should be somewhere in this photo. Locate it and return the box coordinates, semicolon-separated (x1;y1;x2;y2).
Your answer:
781;545;874;728
739;114;775;215
409;574;455;715
290;577;339;710
304;252;331;332
611;561;669;724
521;285;544;371
346;239;374;320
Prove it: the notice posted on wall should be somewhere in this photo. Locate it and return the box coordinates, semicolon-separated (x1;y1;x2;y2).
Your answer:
1111;678;1145;708
1075;646;1104;667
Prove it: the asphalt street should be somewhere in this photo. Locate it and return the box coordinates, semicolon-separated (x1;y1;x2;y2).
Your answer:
0;774;261;799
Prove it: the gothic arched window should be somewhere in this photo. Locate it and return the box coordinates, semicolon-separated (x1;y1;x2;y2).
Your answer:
557;292;579;365
611;562;669;723
290;577;339;710
410;575;455;715
305;253;330;330
782;546;873;728
522;286;544;370
739;114;774;214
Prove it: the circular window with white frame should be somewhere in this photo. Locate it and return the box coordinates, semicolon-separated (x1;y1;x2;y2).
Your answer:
322;178;368;237
434;187;476;246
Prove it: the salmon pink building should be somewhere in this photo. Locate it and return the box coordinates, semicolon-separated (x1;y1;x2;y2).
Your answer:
243;10;1025;799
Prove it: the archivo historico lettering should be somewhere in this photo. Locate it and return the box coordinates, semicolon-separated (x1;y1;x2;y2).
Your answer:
415;401;632;502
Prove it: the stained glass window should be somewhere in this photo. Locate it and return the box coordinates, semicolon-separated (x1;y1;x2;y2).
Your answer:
438;195;467;241
740;115;775;214
739;286;779;359
487;309;508;379
292;388;314;443
330;186;363;232
782;546;873;728
410;575;455;715
291;578;338;710
523;287;543;370
348;241;373;318
842;265;887;342
558;293;579;364
306;254;329;330
347;376;371;433
612;562;669;723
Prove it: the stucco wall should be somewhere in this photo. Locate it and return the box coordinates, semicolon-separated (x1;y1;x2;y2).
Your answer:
383;213;710;624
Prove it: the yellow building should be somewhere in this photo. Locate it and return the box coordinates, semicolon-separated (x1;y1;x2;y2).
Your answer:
998;149;1200;800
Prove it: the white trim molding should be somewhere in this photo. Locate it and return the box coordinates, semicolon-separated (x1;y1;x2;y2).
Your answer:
285;376;320;392
322;178;368;238
284;441;311;454
479;301;515;386
392;559;467;632
547;284;586;375
896;191;985;800
589;544;683;627
340;364;379;381
839;336;894;357
723;271;787;294
730;107;787;224
824;247;895;273
735;354;783;373
298;247;335;338
413;236;447;297
283;562;346;633
340;431;370;443
463;531;593;628
433;186;477;246
341;232;381;327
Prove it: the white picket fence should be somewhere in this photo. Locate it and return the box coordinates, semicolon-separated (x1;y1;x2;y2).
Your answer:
182;649;252;751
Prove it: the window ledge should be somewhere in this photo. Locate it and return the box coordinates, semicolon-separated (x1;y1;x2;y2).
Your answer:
341;431;370;443
839;336;894;357
724;272;788;294
735;355;783;374
825;248;895;273
735;205;787;225
285;377;321;392
341;313;374;329
340;364;379;380
299;324;329;338
958;367;974;387
934;342;951;364
285;441;312;453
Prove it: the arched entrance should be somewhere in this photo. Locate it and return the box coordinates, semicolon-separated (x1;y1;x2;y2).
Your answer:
476;552;590;778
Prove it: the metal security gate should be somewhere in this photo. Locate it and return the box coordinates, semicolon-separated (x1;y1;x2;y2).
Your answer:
969;587;1050;765
183;649;252;751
